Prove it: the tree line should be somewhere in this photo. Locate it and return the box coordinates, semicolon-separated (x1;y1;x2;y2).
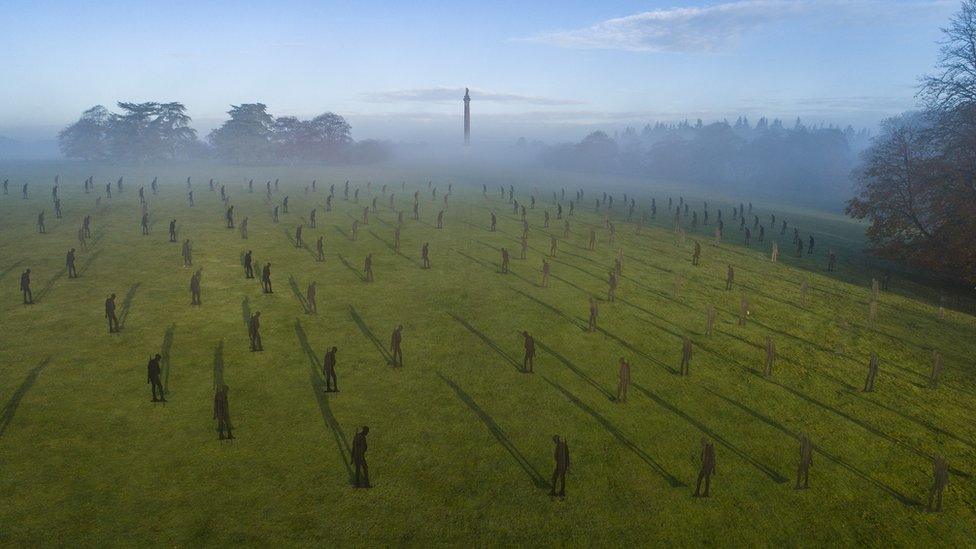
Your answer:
535;117;870;207
847;0;976;285
58;102;392;164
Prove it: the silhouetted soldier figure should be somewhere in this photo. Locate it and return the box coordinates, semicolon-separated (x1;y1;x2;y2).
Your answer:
862;352;879;392
352;219;359;241
238;217;248;239
187;190;193;206
795;238;804;257
105;293;119;332
792;433;814;489
309;208;316;228
262;263;273;293
694;438;716;497
273;205;279;222
322;346;338;391
394;226;401;252
588;297;598;332
616;357;631;402
390;325;403;367
249;312;263;351
244;250;254;278
2;179;6;194
706;305;716;336
489;212;497;231
20;269;32;304
928;456;949;512
23;182;29;199
66;248;78;278
680;336;692;376
436;209;444;229
295;224;303;248
929;350;943;388
520;234;528;259
588;228;596;251
147;354;165;402
313;236;324;261
37;211;46;233
739;295;749;326
54;198;62;219
214;384;234;440
226;206;234;228
549;235;557;257
744;227;752;246
725;264;734;290
168;219;177;242
362;207;369;225
182;239;192;267
83;215;92;238
541;259;550;287
614;255;622;278
306;282;317;314
421;242;430;269
283;196;290;213
550;435;569;497
352;426;371;487
364;254;374;282
608;271;617;302
190;269;202;305
501;248;510;274
413;201;419;220
808;235;814;255
692;241;701;266
764;336;775;376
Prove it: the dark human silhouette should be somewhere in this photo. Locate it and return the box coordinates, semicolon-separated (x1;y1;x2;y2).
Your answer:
352;426;370;488
182;239;192;268
501;248;510;274
226;206;234;229
490;212;497;231
323;346;338;392
616;357;631;402
607;271;617;302
240;217;248;239
863;352;879;392
421;242;430;269
249;312;263;351
37;211;46;234
66;249;78;278
244;251;254;278
680;336;693;376
262;263;273;293
725;264;734;290
364;254;374;282
147;354;165;402
705;305;716;336
190;269;203;305
522;331;535;373
295;224;303;248
550;435;570;497
541;259;550;287
390;325;403;367
316;236;324;261
588;297;598;332
168;219;177;242
692;241;701;266
105;293;119;332
20;269;32;304
795;434;813;489
141;212;149;235
928;456;949;512
694;438;716;497
214;385;234;440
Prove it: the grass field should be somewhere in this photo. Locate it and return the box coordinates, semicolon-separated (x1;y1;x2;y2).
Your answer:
0;161;973;546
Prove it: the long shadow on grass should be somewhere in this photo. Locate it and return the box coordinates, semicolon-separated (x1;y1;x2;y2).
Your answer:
288;275;310;313
295;319;355;483
452;248;535;287
0;357;51;439
212;341;225;389
33;268;66;303
630;382;788;484
438;372;548;490
118;282;140;328
78;248;103;276
509;286;587;332
332;224;352;241
368;229;420;267
161;324;175;393
545;377;685;488
702;386;921;507
448;313;523;373
349;306;394;365
337;253;366;282
0;259;24;281
536;341;615;401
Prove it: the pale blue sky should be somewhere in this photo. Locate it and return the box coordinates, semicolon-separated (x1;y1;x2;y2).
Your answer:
0;0;959;141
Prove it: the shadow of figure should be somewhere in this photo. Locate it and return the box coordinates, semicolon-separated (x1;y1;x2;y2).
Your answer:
161;325;175;394
509;286;587;332
78;248;103;276
544;377;685;487
212;340;225;389
0;259;25;281
630;381;787;484
288;275;309;313
702;385;921;507
332;224;352;241
295;319;355;483
0;357;51;439
448;312;522;372
337;253;367;282
439;372;548;489
118;282;141;328
33;268;67;303
349;306;394;364
536;341;615;401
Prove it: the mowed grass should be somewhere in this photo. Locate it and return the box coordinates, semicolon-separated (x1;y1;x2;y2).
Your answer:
0;162;973;546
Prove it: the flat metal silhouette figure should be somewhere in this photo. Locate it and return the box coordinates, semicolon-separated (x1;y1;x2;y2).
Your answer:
169;219;177;242
541;260;550;287
522;331;535;373
617;357;631;402
240;217;248;239
550;435;570;497
725;265;734;290
225;206;234;228
692;241;701;265
490;212;496;231
928;455;949;512
501;248;510;274
607;271;617;302
390;325;403;367
421;242;430;269
795;434;813;489
182;239;192;268
147;354;165;402
214;385;234;440
680;336;692;376
694;438;716;497
739;295;749;326
190;269;202;305
352;426;370;487
295;224;303;248
249;312;263;351
316;237;324;261
105;293;119;332
244;251;254;278
520;235;528;260
364;254;374;282
37;211;46;234
20;269;32;304
588;298;598;332
66;249;77;278
262;263;273;293
323;346;338;392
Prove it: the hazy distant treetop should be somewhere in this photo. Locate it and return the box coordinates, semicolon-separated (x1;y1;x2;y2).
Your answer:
919;0;976;111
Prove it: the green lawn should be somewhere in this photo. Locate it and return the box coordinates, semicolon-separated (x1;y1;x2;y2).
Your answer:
0;161;973;546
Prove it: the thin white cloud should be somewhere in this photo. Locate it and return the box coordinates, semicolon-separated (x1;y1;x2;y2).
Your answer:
517;0;954;53
362;87;585;106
